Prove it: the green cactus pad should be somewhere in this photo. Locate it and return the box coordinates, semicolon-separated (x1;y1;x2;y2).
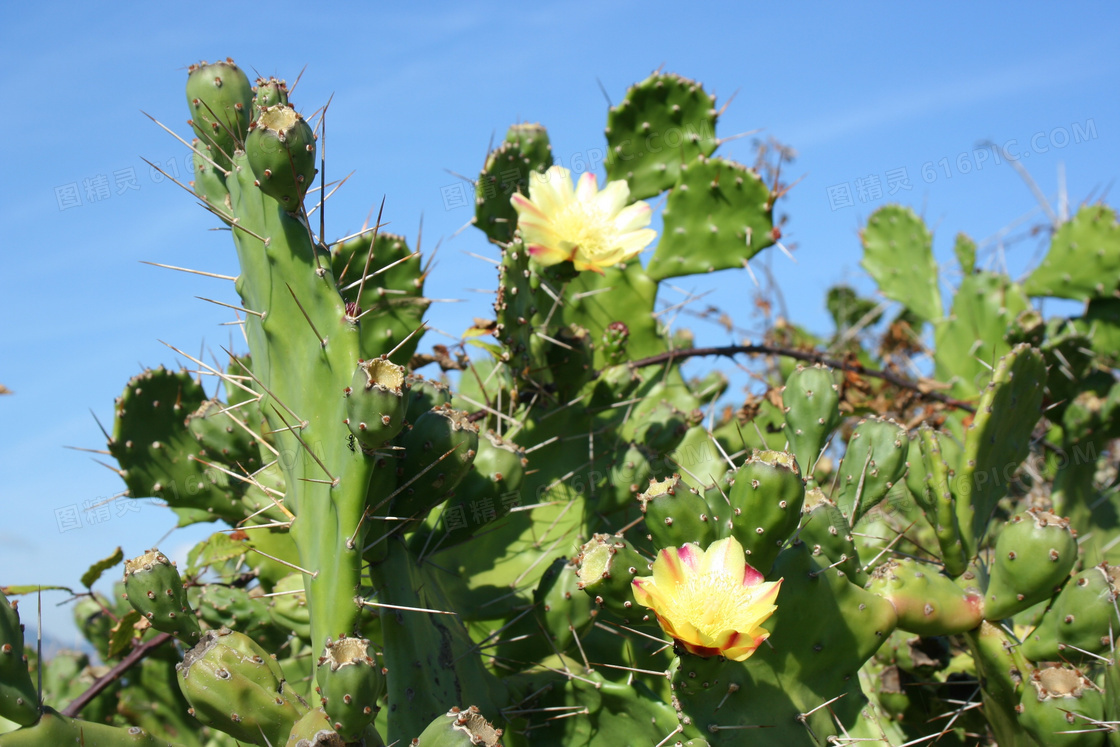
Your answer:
984;509;1077;620
412;430;526;552
331;231;428;364
176;628;306;746
797;488;864;584
0;591;37;726
638;474;717;549
646;156;774;281
268;573;311;640
866;559;984;636
780;365;841;479
954;232;977;275
191;137;230;208
476;123;553;244
913;426;968;577
122;549;201;643
934;271;1033;399
186;59;253;170
1022;563;1119;663
411;705;502;746
1024;204;1120;301
604;72;718;201
390;405;479;522
245;104;317;211
185;397;263;472
724;450;805;575
109;367;259;526
0;707;181;745
1018;665;1105;747
345;358;408;450
955;344;1046;557
1075;297;1120;365
834;417;909;525
317;636;386;740
963;622;1035;747
492;237;539;380
860;205;942;322
673;544;897;745
574;533;648;623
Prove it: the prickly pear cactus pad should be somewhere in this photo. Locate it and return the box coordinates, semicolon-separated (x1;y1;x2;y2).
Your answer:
12;59;1120;747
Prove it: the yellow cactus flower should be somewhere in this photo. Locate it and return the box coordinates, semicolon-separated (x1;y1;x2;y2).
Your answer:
510;165;657;274
632;536;781;662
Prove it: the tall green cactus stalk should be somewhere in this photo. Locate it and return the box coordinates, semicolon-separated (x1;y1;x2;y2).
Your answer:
4;60;1120;747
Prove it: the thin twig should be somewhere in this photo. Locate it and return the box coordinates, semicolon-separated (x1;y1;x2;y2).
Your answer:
61;632;173;717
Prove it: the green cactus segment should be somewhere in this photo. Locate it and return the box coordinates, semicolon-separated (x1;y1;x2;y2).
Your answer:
390;405;478;521
834;417;908;525
371;541;505;744
866;559;984;636
954;232;977;275
780;365;841;479
252;76;289;118
860;205;942;322
176;629;306;746
245;104;317;210
492;237;539;379
647;156;774;281
0;707;181;746
933;272;1032;398
317;636;386;740
475;123;553;244
1024;205;1120;301
122;549;201;643
190;138;230;208
223;145;375;660
674;544;897;745
724;451;805;575
0;591;37;727
1019;665;1105;747
415;431;526;552
1022;563;1119;663
913;426;968;577
345;358;408;450
984;509;1077;620
185;398;262;471
638;474;716;549
797;488;864;584
1076;298;1120;364
604;72;718;201
186;59;253;170
411;706;503;746
109;367;260;526
268;573;311;640
956;344;1046;557
331;231;428;364
574;533;647;622
963;622;1037;747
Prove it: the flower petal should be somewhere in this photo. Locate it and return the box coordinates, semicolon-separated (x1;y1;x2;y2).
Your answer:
652;546;689;589
526;243;571;266
592;179;630;216
529;166;574;216
575;171;599;204
699;537;747;586
612;201;653;233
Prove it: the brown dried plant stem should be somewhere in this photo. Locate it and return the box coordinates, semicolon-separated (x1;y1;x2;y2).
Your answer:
625;344;977;413
60;632;173;718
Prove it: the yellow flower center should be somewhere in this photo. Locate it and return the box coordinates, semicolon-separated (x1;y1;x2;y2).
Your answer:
551;200;620;261
664;570;761;638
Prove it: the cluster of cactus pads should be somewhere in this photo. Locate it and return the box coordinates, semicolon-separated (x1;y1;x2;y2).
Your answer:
3;59;1120;746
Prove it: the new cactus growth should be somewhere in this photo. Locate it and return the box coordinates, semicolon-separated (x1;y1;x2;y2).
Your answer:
7;59;1120;747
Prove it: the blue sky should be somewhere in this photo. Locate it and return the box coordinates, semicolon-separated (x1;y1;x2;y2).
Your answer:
2;2;1117;642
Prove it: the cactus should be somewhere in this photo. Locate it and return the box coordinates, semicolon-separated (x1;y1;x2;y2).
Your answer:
10;61;1120;747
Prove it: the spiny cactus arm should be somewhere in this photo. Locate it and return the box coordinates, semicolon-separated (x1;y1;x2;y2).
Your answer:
1024;204;1120;301
0;592;39;726
914;425;968;577
963;622;1040;747
223;147;375;660
954;343;1046;559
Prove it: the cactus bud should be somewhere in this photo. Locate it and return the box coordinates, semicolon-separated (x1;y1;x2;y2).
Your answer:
984;509;1077;620
245;104;317;210
345;357;408;451
317;636;386;740
122;548;201;643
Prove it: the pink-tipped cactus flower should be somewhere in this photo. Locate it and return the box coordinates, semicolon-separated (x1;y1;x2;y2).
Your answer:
632;536;782;662
510;165;657;274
